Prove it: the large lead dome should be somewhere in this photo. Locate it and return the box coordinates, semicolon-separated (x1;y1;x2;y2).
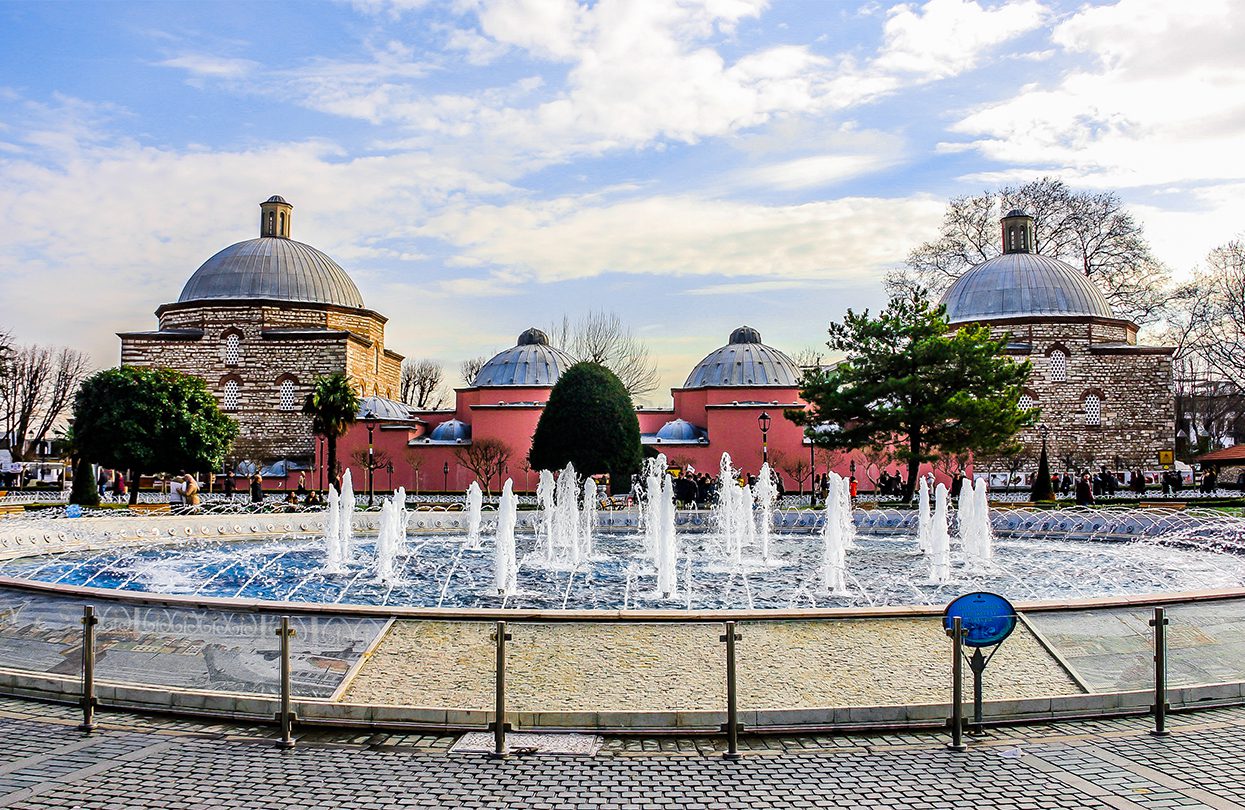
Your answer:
939;210;1114;324
176;196;366;309
683;326;800;388
472;328;576;387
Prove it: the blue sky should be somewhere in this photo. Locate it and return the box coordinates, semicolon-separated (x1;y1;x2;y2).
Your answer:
2;0;1243;403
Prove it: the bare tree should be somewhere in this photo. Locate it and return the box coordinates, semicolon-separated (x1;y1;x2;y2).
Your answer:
459;355;489;388
402;447;426;493
885;177;1170;325
0;345;92;460
773;449;811;495
549;310;660;399
453;437;512;497
399;359;446;409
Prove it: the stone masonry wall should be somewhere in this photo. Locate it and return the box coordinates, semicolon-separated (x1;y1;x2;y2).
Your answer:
123;302;401;463
983;320;1175;468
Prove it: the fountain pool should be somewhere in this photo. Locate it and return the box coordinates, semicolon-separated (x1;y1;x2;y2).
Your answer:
4;510;1245;610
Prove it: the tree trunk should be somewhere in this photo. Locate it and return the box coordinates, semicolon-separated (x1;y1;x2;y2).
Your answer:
904;431;921;503
327;435;338;492
129;473;140;506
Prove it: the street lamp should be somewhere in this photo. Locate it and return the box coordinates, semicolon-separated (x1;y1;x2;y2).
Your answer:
442;460;449;493
808;437;817;509
362;410;378;506
316;435;326;491
386;460;394;493
757;411;771;466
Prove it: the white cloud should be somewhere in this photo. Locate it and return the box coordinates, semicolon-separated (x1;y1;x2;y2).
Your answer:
873;0;1045;79
946;0;1245;189
418;192;945;283
158;54;259;79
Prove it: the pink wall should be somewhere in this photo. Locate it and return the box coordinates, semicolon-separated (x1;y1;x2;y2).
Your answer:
324;383;954;495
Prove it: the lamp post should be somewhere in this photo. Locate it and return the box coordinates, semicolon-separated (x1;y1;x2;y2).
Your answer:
317;435;326;491
1038;423;1050;455
442;461;449;493
386;461;394;493
758;411;771;466
363;410;377;507
808;439;817;509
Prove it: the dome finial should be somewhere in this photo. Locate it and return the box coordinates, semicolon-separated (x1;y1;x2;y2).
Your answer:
259;196;293;239
517;327;549;346
1001;209;1034;255
729;326;762;345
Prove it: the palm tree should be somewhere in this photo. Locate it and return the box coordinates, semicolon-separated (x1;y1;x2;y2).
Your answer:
302;373;360;490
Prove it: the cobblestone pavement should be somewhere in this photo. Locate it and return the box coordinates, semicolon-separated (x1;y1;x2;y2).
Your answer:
0;697;1243;808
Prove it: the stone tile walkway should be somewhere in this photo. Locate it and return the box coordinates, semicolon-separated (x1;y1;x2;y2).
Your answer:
0;696;1243;808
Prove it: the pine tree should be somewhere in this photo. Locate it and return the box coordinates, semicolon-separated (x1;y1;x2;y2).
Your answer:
787;293;1036;502
529;362;642;493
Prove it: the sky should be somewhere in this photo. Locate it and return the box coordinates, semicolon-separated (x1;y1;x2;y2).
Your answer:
1;0;1243;405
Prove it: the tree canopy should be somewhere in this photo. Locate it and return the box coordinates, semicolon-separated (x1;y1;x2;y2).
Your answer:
72;366;238;503
885;177;1169;325
786;294;1036;501
302;372;359;487
529;361;642;492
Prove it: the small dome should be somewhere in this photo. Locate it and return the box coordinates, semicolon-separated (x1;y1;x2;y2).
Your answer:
729;326;763;345
1004;208;1029;218
655;419;707;442
684;327;800;388
429;419;471;442
473;328;575;387
178;238;365;309
517;328;550;346
358;396;415;422
940;253;1115;324
266;195;289;204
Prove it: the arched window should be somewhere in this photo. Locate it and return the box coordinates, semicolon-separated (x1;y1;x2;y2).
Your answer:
1049;349;1068;382
224;333;241;366
1018;393;1035;412
1084;393;1101;426
223;379;241;411
278;379;297;411
278;211;286;236
374;346;380;374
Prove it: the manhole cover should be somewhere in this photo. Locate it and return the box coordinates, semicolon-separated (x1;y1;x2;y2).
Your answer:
450;732;603;756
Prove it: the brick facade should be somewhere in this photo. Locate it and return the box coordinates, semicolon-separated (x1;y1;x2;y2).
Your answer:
119;299;402;465
970;315;1175;468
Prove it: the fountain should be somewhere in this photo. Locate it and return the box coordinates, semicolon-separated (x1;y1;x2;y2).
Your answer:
494;479;518;596
338;470;355;560
916;475;932;555
754;462;778;562
7;454;1245;611
958;477;993;568
820;473;849;595
928;483;952;584
464;482;483;549
653;472;678;597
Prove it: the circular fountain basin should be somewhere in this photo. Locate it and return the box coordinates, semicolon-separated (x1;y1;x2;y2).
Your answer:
4;516;1245;609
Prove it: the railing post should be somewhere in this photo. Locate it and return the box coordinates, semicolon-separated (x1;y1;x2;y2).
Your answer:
1150;607;1170;737
721;620;742;760
79;605;98;732
491;620;512;759
946;616;966;752
275;616;296;749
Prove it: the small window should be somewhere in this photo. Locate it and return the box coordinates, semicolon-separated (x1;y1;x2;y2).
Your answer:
223;379;241;411
374;346;379;374
279;379;297;411
224;333;241;366
1018;393;1035;412
1049;349;1067;382
1084;394;1101;426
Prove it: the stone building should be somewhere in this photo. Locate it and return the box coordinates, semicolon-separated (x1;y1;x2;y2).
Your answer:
118;196;403;465
939;210;1174;469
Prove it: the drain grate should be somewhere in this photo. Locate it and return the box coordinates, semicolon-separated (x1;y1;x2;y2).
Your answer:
450;732;603;756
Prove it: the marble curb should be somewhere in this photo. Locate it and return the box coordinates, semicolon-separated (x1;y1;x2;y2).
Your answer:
0;667;1240;733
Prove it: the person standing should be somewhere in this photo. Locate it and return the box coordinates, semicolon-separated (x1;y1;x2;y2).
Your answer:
250;472;263;504
168;474;187;507
112;471;126;501
1075;473;1095;506
950;472;964;499
183;473;201;507
97;468;110;498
